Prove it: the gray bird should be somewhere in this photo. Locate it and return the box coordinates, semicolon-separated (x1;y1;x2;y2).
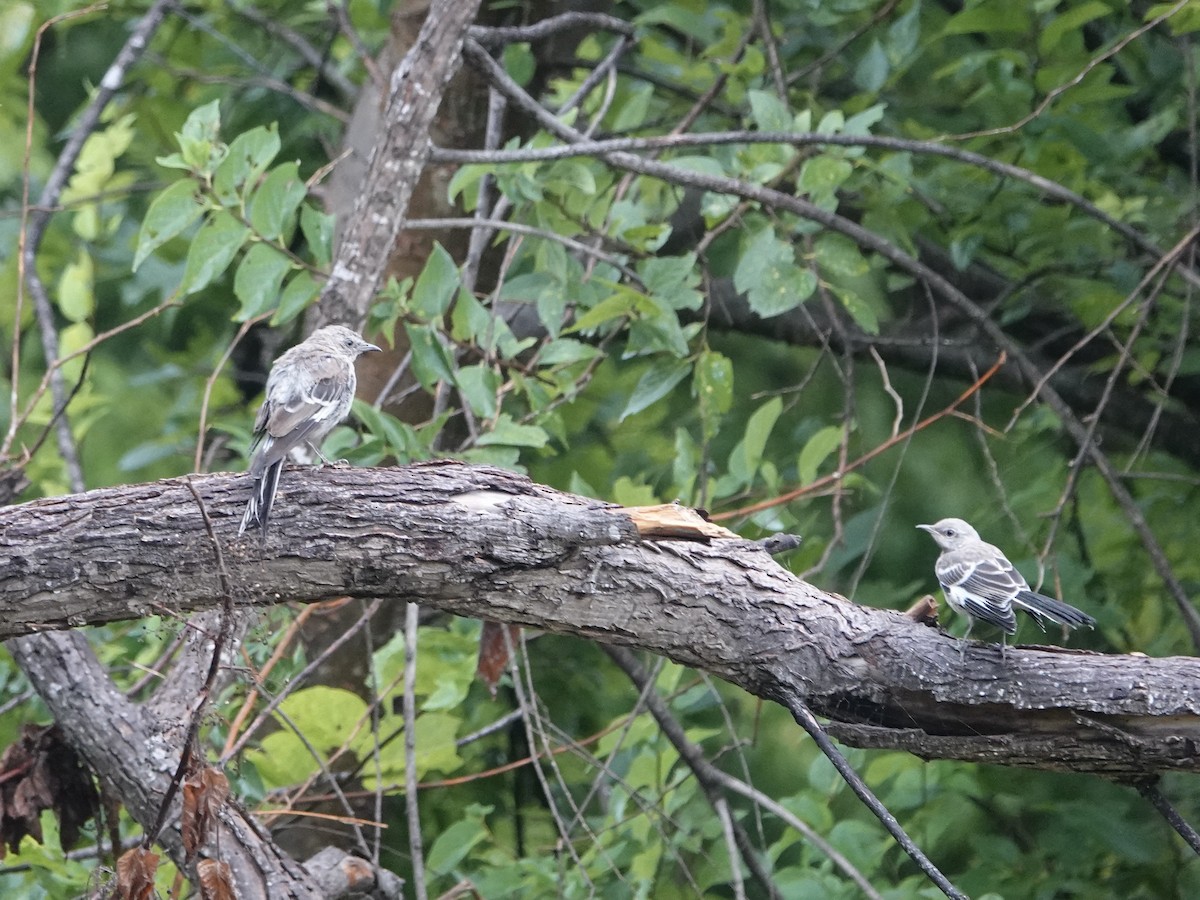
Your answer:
917;517;1095;658
239;325;381;537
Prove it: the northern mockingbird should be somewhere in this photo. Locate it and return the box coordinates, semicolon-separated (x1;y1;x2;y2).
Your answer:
917;517;1095;658
238;325;381;537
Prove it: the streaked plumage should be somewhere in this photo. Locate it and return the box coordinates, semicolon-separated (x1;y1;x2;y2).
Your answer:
917;517;1095;657
238;325;380;537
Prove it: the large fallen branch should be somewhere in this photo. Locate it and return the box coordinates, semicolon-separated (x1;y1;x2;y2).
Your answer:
1;461;1196;776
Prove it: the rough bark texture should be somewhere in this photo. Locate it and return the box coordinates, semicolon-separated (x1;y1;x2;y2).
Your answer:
315;0;484;330
6;633;337;899
2;460;1196;777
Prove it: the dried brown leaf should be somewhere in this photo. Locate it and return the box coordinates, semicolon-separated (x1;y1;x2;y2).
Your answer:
0;723;97;855
115;846;160;900
196;858;236;900
476;620;519;697
181;767;230;860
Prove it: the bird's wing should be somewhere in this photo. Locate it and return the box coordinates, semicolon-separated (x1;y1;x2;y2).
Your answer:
937;547;1023;631
250;350;350;469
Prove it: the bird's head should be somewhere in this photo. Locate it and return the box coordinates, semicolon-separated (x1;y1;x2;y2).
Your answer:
312;325;382;357
916;517;979;550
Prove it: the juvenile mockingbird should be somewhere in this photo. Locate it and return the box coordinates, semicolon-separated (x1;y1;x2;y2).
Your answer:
238;325;380;537
917;517;1095;658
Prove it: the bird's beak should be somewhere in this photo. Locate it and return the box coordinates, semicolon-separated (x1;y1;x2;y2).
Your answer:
362;341;382;353
916;524;934;534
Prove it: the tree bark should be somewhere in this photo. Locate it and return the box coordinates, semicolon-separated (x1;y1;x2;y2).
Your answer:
315;0;485;330
2;460;1196;777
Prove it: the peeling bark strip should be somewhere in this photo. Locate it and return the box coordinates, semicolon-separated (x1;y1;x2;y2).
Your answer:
316;0;485;329
1;461;1198;775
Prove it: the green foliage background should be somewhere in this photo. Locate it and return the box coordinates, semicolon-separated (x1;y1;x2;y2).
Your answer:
2;0;1200;896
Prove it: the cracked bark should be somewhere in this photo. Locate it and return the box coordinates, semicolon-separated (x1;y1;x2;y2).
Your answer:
2;460;1196;777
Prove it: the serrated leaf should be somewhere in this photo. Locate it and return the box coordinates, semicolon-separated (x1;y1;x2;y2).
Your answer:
412;243;460;319
271;270;320;325
57;251;94;322
798;425;844;485
133;180;203;270
213;124;280;205
233;243;292;320
620;361;690;421
182;211;249;294
249;162;305;241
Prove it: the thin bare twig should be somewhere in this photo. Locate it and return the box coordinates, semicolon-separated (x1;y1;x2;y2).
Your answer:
1136;779;1200;855
403;601;428;900
714;353;1007;521
782;695;966;900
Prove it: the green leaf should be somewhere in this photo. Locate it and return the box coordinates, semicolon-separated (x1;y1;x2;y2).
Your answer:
427;818;488;876
942;2;1031;35
1040;2;1110;54
638;253;702;310
213;123;280;204
182;211;249;294
815;233;870;279
620;360;691;421
538;338;599;366
477;414;549;448
798;155;854;199
246;686;367;786
233;243;292;320
854;40;889;93
133;180;203;271
271;270;321;325
165;100;227;176
729;397;782;485
455;363;499;419
352;400;420;458
57;251;94;323
300;204;335;268
405;322;456;388
412;243;460;319
830;284;880;334
733;230;814;318
695;349;733;413
747;89;792;131
568;289;655;334
249;162;305;241
798;425;844;485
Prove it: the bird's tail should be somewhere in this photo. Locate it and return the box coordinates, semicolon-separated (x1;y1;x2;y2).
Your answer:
1014;590;1095;631
238;460;282;538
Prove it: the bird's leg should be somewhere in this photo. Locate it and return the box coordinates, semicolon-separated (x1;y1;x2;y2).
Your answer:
999;634;1008;663
306;442;350;468
959;620;973;663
